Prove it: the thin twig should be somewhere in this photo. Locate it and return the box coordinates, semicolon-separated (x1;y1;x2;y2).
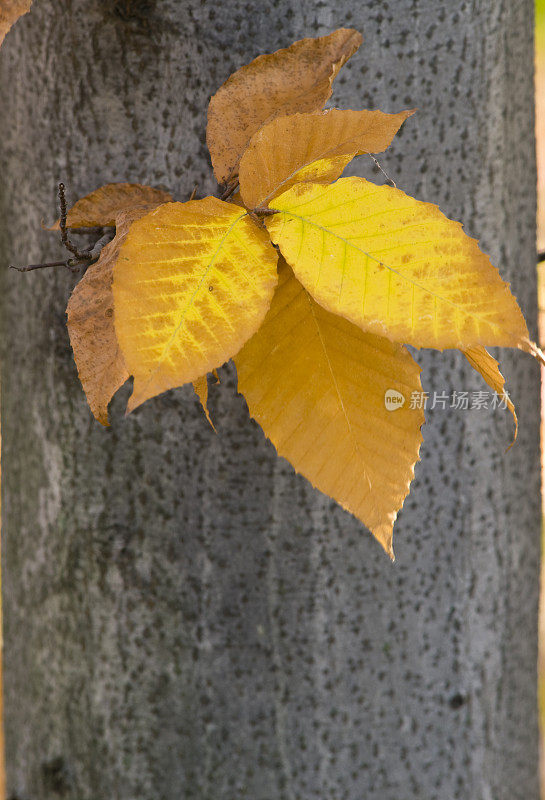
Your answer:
10;183;114;275
58;183;94;261
10;260;72;273
220;181;239;201
369;155;397;188
253;207;279;216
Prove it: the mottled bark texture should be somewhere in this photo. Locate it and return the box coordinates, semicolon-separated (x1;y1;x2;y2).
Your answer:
0;1;540;799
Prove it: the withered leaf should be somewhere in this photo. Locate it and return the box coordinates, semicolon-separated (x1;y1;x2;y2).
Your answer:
207;28;362;185
239;108;414;208
67;202;167;425
51;183;172;230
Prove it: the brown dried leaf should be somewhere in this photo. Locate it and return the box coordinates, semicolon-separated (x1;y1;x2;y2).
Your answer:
239;108;414;209
67;202;167;425
51;183;172;230
207;28;362;185
0;0;31;47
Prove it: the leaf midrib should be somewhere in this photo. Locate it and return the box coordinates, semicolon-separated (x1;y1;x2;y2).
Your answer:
137;211;248;395
305;290;375;501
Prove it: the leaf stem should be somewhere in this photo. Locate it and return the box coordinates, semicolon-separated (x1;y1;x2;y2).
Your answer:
220;181;239;201
253;207;279;216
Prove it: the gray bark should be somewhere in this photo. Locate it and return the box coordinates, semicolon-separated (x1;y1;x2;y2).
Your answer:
0;1;540;799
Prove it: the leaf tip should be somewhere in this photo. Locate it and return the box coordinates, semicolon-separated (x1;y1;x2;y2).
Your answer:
193;376;217;432
125;390;142;416
504;407;518;452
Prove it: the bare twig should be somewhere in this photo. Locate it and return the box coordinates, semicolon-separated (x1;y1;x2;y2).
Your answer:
11;184;116;275
253;207;279;216
220;181;239;202
58;183;93;261
369;155;397;188
10;260;74;273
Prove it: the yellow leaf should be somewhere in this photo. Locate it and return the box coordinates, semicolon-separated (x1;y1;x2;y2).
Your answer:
0;0;31;47
206;28;362;185
266;178;529;350
113;197;278;412
50;183;172;229
235;260;424;557
239;108;414;209
464;346;518;445
193;375;216;431
67;205;164;425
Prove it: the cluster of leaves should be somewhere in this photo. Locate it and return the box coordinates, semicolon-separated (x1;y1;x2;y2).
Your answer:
25;29;541;557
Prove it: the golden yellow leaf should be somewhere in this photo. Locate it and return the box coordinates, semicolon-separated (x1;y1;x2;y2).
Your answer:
235;260;424;557
0;0;31;47
67;205;164;426
464;345;517;444
239;108;414;209
51;183;172;229
207;28;362;185
193;375;216;431
266;178;529;350
113;197;278;412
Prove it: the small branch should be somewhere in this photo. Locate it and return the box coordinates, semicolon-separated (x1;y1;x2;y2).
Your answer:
189;184;198;201
246;207;279;229
369;155;397;188
10;257;84;274
10;260;73;273
85;232;114;261
11;219;114;276
220;181;239;202
253;207;279;216
58;182;93;261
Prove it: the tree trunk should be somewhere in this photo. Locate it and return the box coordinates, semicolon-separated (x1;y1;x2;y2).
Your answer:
0;1;540;798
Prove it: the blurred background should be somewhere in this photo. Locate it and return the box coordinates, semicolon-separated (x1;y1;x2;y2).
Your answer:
535;0;545;795
537;1;545;256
